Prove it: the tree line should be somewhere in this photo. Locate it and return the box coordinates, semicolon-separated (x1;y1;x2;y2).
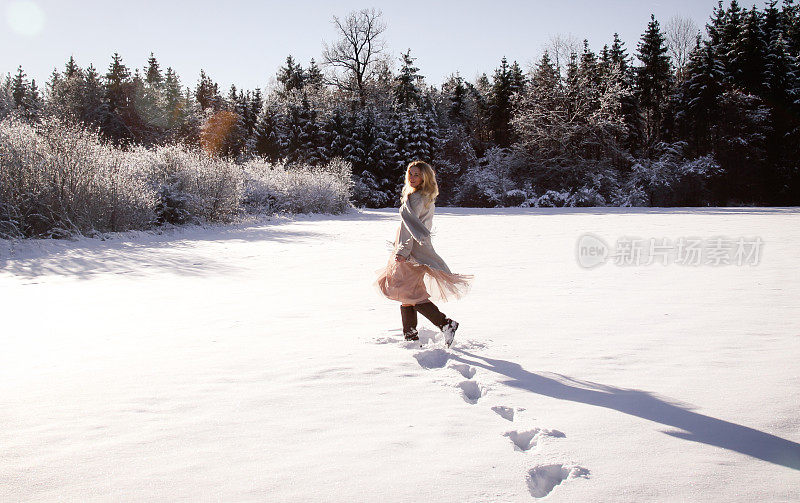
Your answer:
2;1;798;207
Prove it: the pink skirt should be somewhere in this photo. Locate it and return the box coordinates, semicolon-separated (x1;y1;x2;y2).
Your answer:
373;254;474;304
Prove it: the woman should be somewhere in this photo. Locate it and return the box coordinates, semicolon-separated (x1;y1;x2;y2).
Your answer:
373;160;474;346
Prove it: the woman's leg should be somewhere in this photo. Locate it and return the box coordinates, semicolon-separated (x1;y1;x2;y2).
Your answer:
416;301;459;347
414;301;447;329
400;304;418;340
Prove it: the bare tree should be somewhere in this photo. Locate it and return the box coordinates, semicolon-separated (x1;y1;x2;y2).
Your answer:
543;33;581;76
322;8;387;108
665;15;699;83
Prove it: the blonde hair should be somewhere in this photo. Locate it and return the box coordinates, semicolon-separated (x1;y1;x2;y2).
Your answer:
401;160;439;209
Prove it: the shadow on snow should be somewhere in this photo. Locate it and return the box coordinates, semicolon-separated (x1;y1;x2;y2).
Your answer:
451;348;800;471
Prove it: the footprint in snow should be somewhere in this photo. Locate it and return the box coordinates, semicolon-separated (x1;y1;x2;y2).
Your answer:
526;464;590;498
491;405;515;421
503;428;565;452
457;380;486;404
413;349;449;369
449;363;476;379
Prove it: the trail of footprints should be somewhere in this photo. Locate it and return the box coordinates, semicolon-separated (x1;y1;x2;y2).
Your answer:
411;346;590;499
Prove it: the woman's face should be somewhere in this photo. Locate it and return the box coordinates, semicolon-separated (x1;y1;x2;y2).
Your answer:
408;167;423;189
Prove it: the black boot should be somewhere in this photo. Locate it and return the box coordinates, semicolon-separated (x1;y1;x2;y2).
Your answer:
400;305;419;341
415;301;459;347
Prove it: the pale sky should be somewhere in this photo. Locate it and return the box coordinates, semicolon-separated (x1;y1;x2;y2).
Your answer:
2;0;726;94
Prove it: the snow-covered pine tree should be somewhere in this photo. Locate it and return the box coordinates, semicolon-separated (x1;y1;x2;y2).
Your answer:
445;73;467;125
306;59;324;92
254;102;285;163
730;6;766;95
20;79;42;122
82;64;107;130
277;55;306;97
489;57;514;147
720;0;744;81
394;49;423;110
145;52;164;88
11;66;28;109
320;107;350;162
195;70;221;111
103;53;135;144
671;38;724;154
610;32;631;76
635;14;673;147
163;67;184;128
509;60;527;97
64;56;80;79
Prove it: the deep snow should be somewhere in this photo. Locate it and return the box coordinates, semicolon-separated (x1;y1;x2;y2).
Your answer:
1;207;799;502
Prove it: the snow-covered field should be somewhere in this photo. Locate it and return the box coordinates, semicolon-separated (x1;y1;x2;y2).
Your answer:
2;207;799;502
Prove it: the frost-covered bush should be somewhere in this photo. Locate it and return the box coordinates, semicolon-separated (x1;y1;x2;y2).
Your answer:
0;116;359;239
140;144;244;224
570;186;607;207
243;157;353;214
503;188;527;206
610;182;650;207
536;190;574;207
0;117;157;238
629;142;723;206
455;147;524;207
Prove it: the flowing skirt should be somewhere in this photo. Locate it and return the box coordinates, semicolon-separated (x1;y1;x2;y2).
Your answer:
373;254;474;304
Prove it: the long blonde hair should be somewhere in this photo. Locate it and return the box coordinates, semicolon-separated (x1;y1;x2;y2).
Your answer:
401;160;439;209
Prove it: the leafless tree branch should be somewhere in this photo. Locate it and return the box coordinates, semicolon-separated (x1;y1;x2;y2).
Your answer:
321;8;387;108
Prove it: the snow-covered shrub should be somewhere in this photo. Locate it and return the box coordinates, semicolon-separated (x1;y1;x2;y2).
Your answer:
536;190;573;207
0;116;157;238
569;186;607;207
141;144;244;223
629;142;723;206
503;189;528;206
243;157;353;214
455;147;524;207
610;182;650;206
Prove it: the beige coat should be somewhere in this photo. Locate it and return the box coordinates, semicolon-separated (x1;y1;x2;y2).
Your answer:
394;191;452;274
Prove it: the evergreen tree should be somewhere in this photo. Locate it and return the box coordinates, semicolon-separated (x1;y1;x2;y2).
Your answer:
280;97;326;165
82;64;107;128
610;33;631;75
277;55;306;96
21;79;42;121
11;66;27;107
105;53;131;110
254;103;285;162
673;39;725;154
306;59;324;91
321;107;350;161
579;40;601;89
489;56;514;147
720;0;744;79
706;1;728;51
46;68;61;100
145;52;163;87
446;72;468;124
394;49;423;110
195;70;221;111
635;14;673;146
103;53;135;144
64;56;80;79
249;88;263;133
163;67;184;125
509;60;527;96
730;6;766;94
